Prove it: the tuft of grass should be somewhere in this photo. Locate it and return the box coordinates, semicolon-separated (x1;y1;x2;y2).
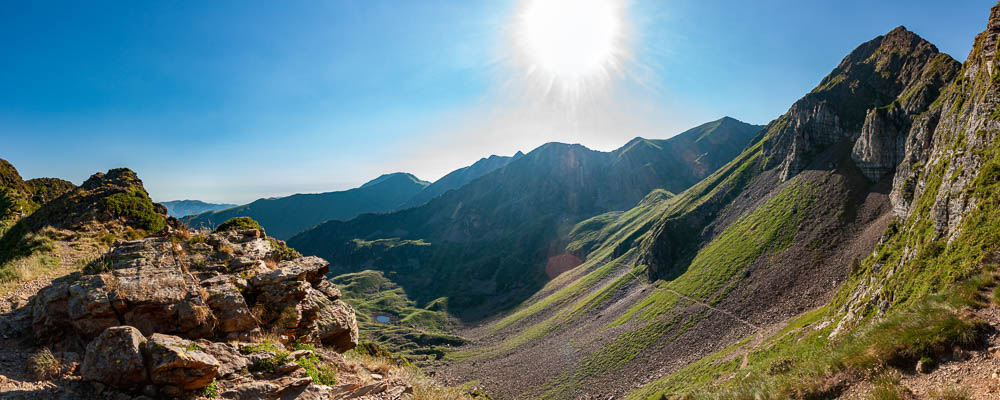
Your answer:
348;351;478;400
931;386;973;400
202;379;219;398
240;340;282;355
295;351;337;385
214;217;263;233
26;347;61;380
865;375;905;400
267;237;302;261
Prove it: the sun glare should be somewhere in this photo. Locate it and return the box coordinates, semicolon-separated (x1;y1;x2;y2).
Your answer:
514;0;625;97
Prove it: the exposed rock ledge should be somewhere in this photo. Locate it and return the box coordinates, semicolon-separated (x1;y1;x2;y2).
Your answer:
21;228;362;398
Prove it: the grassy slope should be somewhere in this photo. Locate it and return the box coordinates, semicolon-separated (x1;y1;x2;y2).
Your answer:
627;12;1000;398
443;25;967;399
0;168;165;289
332;270;465;364
291;119;762;325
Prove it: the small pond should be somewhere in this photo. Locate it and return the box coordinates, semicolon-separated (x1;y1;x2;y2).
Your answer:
375;315;391;323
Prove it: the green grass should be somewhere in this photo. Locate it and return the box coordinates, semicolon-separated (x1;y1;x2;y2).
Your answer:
612;177;819;327
214;216;263;233
267;237;302;260
240;340;283;355
242;340;336;382
627;292;987;399
104;187;166;232
202;379;219;398
625;96;1000;398
331;270;461;363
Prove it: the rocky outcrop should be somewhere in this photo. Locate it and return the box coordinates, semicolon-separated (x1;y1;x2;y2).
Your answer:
760;26;960;182
830;2;1000;336
26;227;359;396
890;4;1000;233
31;229;357;350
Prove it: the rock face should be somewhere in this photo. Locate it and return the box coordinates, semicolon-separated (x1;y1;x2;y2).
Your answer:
145;333;221;390
79;326;148;389
890;4;1000;234
27;227;358;395
759;26;961;183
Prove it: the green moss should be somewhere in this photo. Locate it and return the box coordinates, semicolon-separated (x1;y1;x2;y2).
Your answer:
214;216;263;233
240;340;282;355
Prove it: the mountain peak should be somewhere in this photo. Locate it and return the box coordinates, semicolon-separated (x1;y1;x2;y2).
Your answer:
82;168;142;191
0;158;26;192
360;172;428;189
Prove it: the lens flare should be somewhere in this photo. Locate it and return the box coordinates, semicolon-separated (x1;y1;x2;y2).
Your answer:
512;0;627;100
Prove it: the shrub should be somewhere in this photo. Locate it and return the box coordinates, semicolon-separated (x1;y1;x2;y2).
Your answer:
214;217;263;233
103;188;166;232
268;237;302;260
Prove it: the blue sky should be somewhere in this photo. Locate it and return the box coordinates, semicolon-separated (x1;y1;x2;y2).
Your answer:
1;0;994;203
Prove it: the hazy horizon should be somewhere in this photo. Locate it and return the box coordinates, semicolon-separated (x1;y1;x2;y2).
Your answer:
3;0;993;204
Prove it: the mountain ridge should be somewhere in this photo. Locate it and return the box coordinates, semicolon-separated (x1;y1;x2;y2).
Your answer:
160;199;238;218
433;24;966;399
288;116;763;320
182;172;429;239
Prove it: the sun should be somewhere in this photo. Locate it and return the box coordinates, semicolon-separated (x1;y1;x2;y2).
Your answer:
513;0;625;95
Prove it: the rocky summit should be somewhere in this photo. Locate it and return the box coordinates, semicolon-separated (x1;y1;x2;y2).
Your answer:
10;226;361;398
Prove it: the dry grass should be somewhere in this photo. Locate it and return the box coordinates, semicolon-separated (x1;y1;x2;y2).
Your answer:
931;386;973;400
347;352;478;400
26;347;62;380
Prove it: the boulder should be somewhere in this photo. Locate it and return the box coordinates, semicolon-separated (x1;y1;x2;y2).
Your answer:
196;340;249;378
303;290;358;352
105;240;216;338
80;326;148;388
251;257;330;288
66;274;120;340
143;333;220;390
220;375;314;400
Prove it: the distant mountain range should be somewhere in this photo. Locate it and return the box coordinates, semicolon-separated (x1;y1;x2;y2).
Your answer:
182;172;430;239
400;152;523;209
159;200;236;218
287;117;763;315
